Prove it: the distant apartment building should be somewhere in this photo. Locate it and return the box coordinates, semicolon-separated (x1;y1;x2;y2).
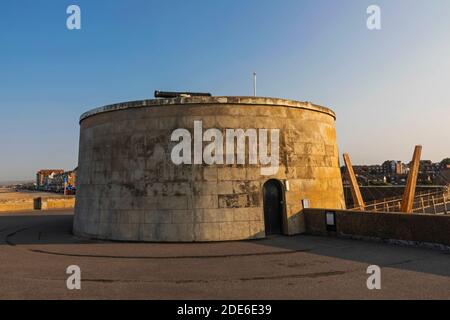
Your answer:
381;160;396;177
381;160;407;176
396;161;408;175
36;169;64;190
36;168;77;194
52;169;77;194
341;164;385;185
342;158;449;186
435;164;450;185
409;160;441;184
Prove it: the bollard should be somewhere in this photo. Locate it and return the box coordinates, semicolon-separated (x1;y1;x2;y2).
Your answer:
33;197;42;210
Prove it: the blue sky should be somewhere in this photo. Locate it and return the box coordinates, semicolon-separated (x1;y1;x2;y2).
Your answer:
1;0;450;181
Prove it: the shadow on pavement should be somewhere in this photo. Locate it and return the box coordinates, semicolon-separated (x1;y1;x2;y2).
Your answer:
0;212;449;279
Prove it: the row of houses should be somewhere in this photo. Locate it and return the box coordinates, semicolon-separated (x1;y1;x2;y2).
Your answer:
36;168;77;194
342;159;450;186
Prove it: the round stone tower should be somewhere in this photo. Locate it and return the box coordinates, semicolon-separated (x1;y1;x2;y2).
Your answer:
74;96;345;242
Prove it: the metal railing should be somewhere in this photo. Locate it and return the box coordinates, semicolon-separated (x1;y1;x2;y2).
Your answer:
349;189;449;214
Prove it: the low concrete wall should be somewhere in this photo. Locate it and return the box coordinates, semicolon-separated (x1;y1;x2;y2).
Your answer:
304;209;450;247
0;197;75;212
44;197;76;209
0;199;34;212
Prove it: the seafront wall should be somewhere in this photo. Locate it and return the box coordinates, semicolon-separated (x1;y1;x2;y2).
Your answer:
0;196;75;212
304;208;450;247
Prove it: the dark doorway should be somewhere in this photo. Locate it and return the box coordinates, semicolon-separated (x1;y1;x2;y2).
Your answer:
263;180;284;236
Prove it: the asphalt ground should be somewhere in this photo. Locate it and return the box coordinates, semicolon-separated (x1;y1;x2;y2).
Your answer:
0;210;449;299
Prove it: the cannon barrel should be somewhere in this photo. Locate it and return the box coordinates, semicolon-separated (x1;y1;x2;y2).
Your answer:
154;90;212;99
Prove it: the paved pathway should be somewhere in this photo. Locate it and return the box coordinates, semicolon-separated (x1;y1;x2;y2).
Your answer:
0;210;449;299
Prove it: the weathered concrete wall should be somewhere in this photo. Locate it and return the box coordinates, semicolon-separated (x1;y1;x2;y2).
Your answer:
44;197;76;209
304;209;450;247
0;199;34;212
74;96;345;242
0;197;75;212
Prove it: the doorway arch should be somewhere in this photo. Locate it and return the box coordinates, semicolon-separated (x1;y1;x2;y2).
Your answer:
262;179;284;236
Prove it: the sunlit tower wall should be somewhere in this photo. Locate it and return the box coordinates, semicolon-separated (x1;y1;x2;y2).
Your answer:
74;96;345;242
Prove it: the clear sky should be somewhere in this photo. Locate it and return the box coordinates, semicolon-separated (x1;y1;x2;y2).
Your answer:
1;0;449;181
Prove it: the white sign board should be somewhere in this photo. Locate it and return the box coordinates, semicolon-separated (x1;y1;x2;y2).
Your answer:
326;212;335;226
